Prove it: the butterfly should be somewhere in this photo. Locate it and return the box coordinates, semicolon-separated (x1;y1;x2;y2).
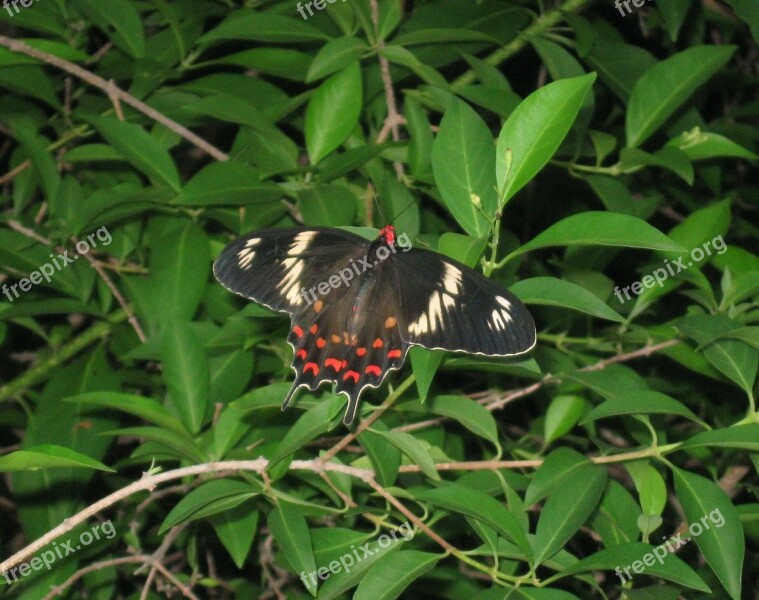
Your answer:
213;225;536;425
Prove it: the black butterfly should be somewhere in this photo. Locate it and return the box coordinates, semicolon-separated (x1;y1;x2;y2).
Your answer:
213;226;536;425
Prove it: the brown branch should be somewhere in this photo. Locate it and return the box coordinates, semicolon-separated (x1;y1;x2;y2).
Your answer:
370;0;405;180
42;555;200;600
0;36;228;162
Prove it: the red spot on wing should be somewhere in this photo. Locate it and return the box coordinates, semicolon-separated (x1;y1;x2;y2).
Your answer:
304;362;319;375
310;324;318;335
341;360;348;369
388;349;402;359
372;338;383;348
293;326;304;338
356;347;367;356
316;337;326;348
296;349;307;360
325;358;342;371
365;365;382;377
343;370;360;383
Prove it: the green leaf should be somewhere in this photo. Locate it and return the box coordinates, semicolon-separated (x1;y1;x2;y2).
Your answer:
626;45;736;148
177;162;282;206
415;484;532;559
680;424;759;452
298;184;357;226
431;99;497;237
86;116;181;191
409;347;444;403
533;464;607;565
148;222;210;324
369;429;439;480
580;391;704;426
159;479;258;534
161;322;210;435
425;395;499;447
358;426;401;487
509;277;624;322
667;129;759;161
65;392;189;437
307;36;366;82
525;447;591;505
393;28;499;46
354;550;440;600
0;445;113;472
553;541;710;591
72;0;145;58
199;10;330;45
673;467;744;599
626;462;667;516
509;212;684;261
268;502;317;596
496;73;596;203
270;398;338;464
305;61;362;164
211;505;259;569
543;394;587;445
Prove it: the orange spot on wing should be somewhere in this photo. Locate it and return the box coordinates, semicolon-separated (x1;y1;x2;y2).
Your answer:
296;349;307;360
365;365;382;377
325;358;342;371
293;325;304;338
316;337;326;348
388;349;402;359
385;316;397;328
356;347;366;356
314;300;324;312
343;370;360;383
304;362;319;375
343;332;350;345
331;334;342;343
372;338;383;348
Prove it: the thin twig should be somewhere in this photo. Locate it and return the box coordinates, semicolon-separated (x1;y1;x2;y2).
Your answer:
0;36;228;162
370;0;405;180
6;220;146;342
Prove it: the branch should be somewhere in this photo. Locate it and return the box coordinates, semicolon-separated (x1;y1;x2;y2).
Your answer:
0;310;127;403
0;36;228;162
451;0;597;88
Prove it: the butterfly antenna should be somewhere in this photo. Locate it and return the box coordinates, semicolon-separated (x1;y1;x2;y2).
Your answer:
391;198;417;227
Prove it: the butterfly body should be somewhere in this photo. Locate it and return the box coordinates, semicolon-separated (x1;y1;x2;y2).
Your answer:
214;225;536;424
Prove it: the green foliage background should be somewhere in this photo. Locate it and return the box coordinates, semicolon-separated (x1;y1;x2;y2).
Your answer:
0;0;758;598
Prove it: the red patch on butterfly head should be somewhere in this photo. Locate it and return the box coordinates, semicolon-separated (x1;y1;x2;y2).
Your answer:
379;225;396;246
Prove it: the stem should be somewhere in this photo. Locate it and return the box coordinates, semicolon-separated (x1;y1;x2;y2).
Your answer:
451;0;598;88
0;311;127;403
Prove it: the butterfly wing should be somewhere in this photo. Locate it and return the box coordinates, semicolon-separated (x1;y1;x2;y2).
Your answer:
213;227;368;315
391;248;536;356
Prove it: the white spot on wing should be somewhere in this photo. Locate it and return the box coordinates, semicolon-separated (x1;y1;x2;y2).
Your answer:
443;264;462;295
496;295;511;309
237;248;256;269
275;231;316;306
491;309;505;331
245;238;261;248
